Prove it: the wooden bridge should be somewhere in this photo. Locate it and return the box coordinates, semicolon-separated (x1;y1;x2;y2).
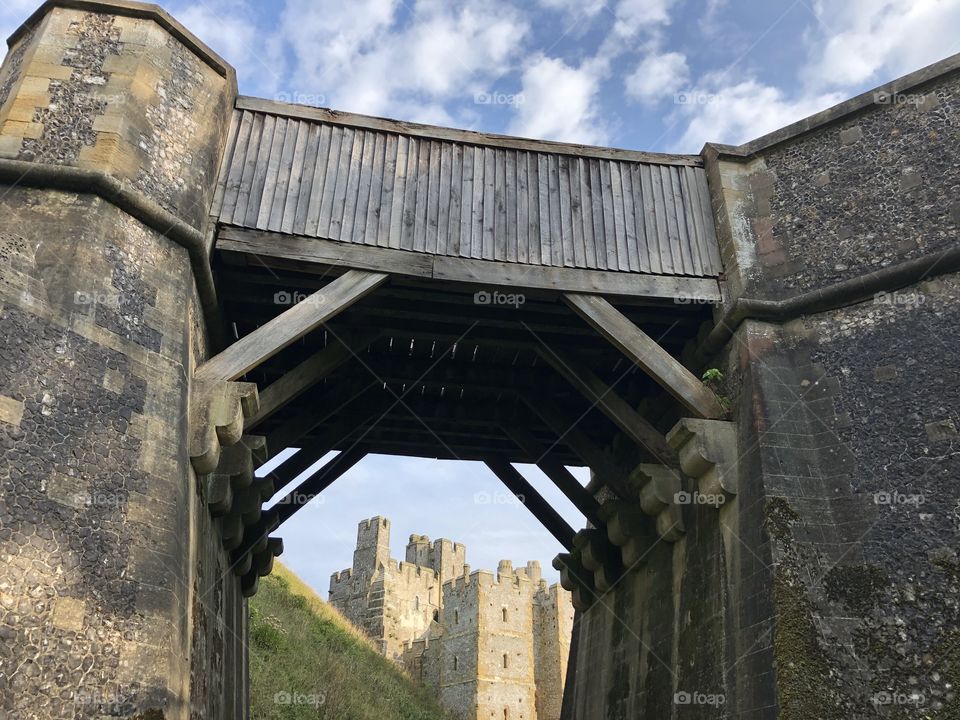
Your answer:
198;95;727;551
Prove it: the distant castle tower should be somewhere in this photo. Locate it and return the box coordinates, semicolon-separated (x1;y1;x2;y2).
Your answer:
329;517;573;720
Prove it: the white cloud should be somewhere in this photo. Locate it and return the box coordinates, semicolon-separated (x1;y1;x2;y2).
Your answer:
612;0;679;37
671;76;845;151
508;54;608;145
171;2;278;93
625;51;689;102
277;0;529;119
803;0;960;90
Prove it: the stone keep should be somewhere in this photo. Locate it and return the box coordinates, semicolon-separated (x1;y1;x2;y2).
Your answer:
329;517;574;720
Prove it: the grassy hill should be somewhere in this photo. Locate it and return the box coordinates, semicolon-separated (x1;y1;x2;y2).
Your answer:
248;562;450;720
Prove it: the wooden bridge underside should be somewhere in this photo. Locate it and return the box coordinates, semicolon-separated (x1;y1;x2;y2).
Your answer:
202;99;728;550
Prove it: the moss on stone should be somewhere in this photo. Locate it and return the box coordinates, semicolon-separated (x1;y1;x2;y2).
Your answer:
823;564;888;614
764;497;800;541
773;573;843;720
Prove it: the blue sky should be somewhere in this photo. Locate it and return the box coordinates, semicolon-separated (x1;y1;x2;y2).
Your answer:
3;0;958;595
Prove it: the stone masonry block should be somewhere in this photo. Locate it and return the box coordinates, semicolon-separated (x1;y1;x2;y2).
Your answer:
0;395;24;426
668;418;739;503
50;596;86;632
188;379;259;475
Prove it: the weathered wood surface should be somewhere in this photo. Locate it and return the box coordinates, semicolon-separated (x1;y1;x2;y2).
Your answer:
213;108;722;279
195;270;388;383
535;346;681;468
484;459;576;549
217;228;723;302
563;293;726;419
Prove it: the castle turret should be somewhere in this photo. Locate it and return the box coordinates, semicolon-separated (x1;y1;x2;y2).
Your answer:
353;516;391;574
406;533;431;566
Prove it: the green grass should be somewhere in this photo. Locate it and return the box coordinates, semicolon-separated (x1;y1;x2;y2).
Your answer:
249;563;450;720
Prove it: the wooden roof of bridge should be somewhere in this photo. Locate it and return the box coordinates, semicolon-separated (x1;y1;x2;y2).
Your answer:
212;96;722;282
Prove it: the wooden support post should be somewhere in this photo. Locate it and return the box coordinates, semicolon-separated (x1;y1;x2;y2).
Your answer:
272;448;367;526
196;269;388;383
535;346;680;468
246;329;381;429
519;392;634;499
483;458;576;550
499;424;604;527
562;293;725;419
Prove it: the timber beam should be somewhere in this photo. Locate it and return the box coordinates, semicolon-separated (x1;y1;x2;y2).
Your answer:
563;292;725;419
483;459;576;550
196;269;388;383
272;448;368;526
499;424;603;527
534;346;680;468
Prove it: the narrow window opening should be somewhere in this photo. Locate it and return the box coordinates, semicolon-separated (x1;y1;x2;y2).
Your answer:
503;653;508;669
453;656;459;671
502;607;508;622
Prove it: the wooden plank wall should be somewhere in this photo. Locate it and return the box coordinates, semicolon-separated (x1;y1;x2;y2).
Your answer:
212;110;723;278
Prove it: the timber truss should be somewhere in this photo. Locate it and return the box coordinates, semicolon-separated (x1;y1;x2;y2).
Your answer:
188;100;740;603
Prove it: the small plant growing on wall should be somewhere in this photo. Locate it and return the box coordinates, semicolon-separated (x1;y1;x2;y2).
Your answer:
702;368;731;413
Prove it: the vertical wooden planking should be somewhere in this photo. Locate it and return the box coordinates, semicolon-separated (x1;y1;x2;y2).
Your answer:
304;124;332;236
638;163;662;274
651;165;673;274
244;114;275;227
660;165;685;274
620;162;642;272
280;120;311;233
399;137;420;250
536;154;551;267
347;129;376;244
599;160;618;270
694;168;723;273
568;157;586;268
292;122;321;235
337;129;366;242
516;151;529;264
482;147;496;260
317;125;344;238
387;134;407;249
557;155;575;267
669;166;695;274
679;166;705;276
327;127;357;240
578;157;597;269
436;142;452;255
547;154;562;267
470;146;485;259
588;159;607;270
231;112;262;226
629;163;652;273
494;148;508;261
376;134;398;247
411;139;431;252
611;161;632;271
457;145;474;257
528;153;542;266
363;132;386;244
211;109;241;217
220;110;251;223
446;144;463;256
266;118;300;231
256;117;289;230
424;140;442;254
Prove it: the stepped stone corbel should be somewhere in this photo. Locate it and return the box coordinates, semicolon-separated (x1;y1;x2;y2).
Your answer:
667;419;739;504
189;379;260;475
598;501;657;568
632;464;686;541
575;529;624;592
553;551;595;611
241;537;284;598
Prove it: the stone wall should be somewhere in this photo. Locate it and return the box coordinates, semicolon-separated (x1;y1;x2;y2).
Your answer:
0;3;240;718
562;52;960;720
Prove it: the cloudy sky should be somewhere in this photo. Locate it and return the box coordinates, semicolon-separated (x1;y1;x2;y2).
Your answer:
3;0;958;595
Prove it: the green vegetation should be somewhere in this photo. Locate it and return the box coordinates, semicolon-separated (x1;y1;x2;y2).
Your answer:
249;563;449;720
